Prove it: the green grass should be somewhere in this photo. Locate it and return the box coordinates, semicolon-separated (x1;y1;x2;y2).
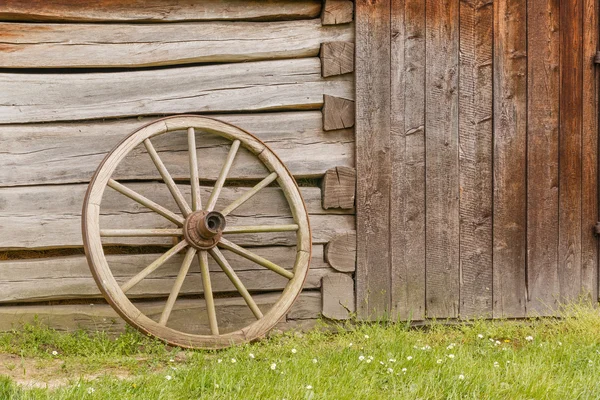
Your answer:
2;304;600;399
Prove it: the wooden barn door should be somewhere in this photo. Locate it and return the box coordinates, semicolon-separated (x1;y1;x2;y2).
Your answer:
355;0;599;320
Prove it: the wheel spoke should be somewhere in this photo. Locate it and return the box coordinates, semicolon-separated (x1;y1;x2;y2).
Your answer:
198;251;219;335
159;247;197;326
209;247;263;319
100;228;182;237
108;179;185;226
144;138;193;217
220;172;278;216
187;127;202;211
218;238;294;279
121;240;188;293
206;140;241;211
223;224;299;234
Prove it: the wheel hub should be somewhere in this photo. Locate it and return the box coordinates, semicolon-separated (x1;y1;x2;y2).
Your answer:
183;210;226;250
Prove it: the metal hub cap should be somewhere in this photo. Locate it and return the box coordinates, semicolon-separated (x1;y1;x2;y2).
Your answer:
183;210;226;250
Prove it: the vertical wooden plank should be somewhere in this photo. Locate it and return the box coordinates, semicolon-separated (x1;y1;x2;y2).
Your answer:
559;0;584;303
355;0;392;319
425;0;460;318
493;0;528;318
458;0;494;318
582;0;599;302
526;0;560;315
390;0;426;321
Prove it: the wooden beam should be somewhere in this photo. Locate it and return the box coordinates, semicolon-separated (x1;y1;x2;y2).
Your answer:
322;273;355;320
322;95;355;131
322;0;353;25
322;166;356;209
320;41;355;77
0;20;353;68
324;233;356;272
0;0;322;22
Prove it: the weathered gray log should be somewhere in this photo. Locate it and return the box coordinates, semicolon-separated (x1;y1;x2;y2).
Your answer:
0;247;330;303
0;0;321;22
0;20;353;68
322;273;354;319
0;291;321;334
0;58;353;124
322;166;356;209
0;112;354;187
325;233;356;272
322;0;354;25
0;183;355;249
320;41;355;77
322;95;355;131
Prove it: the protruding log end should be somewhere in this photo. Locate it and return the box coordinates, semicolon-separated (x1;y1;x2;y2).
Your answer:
322;95;355;131
321;0;354;25
320;41;354;77
322;166;356;209
322;273;355;320
325;232;356;272
594;222;600;236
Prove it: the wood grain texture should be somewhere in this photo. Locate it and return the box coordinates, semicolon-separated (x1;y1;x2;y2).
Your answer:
559;0;584;304
0;112;354;186
582;0;599;302
320;41;355;77
458;0;493;319
493;0;528;318
0;291;322;335
425;0;460;319
526;0;560;315
322;166;356;209
0;0;321;22
0;20;353;68
321;273;355;320
0;183;355;249
322;95;355;131
325;232;356;272
355;0;392;320
390;0;426;321
0;247;329;303
321;0;353;25
0;58;353;124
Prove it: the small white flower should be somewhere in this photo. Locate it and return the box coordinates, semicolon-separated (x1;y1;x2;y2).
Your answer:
271;363;277;370
51;350;58;356
588;360;594;366
365;335;370;339
249;353;255;359
379;361;384;365
525;336;534;342
495;341;501;346
489;338;495;342
359;355;365;361
413;345;418;349
389;358;397;363
493;362;499;368
458;374;465;380
217;359;222;363
231;358;237;363
348;342;353;347
406;356;413;361
291;348;297;354
214;383;220;388
165;375;173;380
387;368;394;374
306;385;313;390
169;359;174;363
401;368;407;373
368;356;374;360
436;359;443;364
507;361;511;364
448;354;455;359
558;342;563;346
87;387;95;394
312;358;318;364
366;359;372;364
171;366;177;371
447;344;454;350
478;334;484;339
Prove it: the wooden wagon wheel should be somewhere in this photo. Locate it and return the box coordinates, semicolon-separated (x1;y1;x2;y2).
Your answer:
82;115;311;349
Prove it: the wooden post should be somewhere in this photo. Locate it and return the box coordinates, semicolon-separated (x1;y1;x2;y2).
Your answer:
320;41;354;77
321;0;354;25
322;166;356;209
322;95;355;131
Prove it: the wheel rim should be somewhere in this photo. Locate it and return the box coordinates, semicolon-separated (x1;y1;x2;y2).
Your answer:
82;115;312;349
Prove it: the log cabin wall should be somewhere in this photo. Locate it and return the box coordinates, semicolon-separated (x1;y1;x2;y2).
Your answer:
356;0;600;320
0;0;357;332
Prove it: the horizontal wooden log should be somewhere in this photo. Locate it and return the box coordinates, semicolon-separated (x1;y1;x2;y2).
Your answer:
0;182;355;249
322;95;355;131
0;0;321;22
0;58;353;124
322;0;354;25
0;20;353;68
0;291;322;335
0;247;329;303
325;232;356;272
320;41;355;77
321;273;354;320
322;166;356;209
0;112;354;186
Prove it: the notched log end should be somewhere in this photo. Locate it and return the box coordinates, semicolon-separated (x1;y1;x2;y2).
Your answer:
322;166;356;210
325;232;356;272
321;273;355;320
320;41;355;77
322;95;355;131
321;0;354;25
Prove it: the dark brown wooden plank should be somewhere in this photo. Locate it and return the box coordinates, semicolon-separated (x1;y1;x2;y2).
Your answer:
0;0;321;22
582;0;599;302
493;0;528;318
355;0;392;320
458;0;493;319
526;0;560;316
425;0;460;319
559;0;584;303
390;0;426;321
320;41;355;77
